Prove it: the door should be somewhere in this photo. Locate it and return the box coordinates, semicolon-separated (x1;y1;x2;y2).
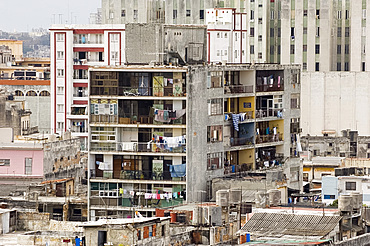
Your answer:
98;231;107;246
267;99;273;117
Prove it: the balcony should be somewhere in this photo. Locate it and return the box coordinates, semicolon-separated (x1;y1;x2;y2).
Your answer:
73;74;88;80
256;76;284;92
255;109;283;119
224;163;253;175
256;134;283;144
230;137;254;147
224;85;253;94
91;115;186;125
90;142;186;154
90;86;187;97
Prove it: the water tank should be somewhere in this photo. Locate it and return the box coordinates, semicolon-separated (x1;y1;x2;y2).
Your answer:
351;192;363;210
216;190;229;207
229;189;242;204
338;194;353;212
255;191;268;208
267;189;281;207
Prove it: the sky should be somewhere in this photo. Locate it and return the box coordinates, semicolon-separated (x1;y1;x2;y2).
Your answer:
0;0;101;32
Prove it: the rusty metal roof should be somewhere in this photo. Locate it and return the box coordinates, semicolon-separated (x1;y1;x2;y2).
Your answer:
239;212;342;237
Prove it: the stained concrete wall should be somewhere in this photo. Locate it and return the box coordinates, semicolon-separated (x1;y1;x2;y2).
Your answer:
301;72;370;136
334;233;370;246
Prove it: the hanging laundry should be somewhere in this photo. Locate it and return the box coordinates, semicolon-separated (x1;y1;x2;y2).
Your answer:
121;142;136;151
163;110;169;121
175;109;186;119
232;114;239;131
240;113;246;122
278;76;281;88
169;110;177;119
145;193;152;199
130;191;135;196
266;127;270;135
169;164;186;177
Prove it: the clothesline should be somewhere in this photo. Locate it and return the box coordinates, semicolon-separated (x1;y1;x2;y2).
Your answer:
153;108;186;123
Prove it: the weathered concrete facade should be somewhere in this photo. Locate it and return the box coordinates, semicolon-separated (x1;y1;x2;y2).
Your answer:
186;64;302;202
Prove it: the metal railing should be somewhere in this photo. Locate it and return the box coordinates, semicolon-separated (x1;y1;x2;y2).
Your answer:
255;134;283;144
90;86;187;97
90;142;186;153
91;115;186;125
224;85;254;94
224;163;253;175
256;82;284;92
91;170;185;181
255;109;283;119
230;137;254;147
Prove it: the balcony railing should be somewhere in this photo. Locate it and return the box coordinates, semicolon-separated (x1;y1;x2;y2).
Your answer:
73;93;88;98
73;75;88;79
255;134;283;144
256;82;284;92
90;169;185;181
91;115;186;125
224;163;253;175
230;137;254;147
224;85;254;94
90;142;186;153
90;86;187;97
255;109;283;119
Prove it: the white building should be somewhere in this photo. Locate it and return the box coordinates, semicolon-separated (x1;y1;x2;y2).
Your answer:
49;24;125;144
322;175;370;206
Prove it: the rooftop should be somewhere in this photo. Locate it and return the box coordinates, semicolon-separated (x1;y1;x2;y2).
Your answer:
80;217;169;227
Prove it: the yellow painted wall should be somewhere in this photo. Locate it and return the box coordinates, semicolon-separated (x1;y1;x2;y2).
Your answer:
0;40;23;60
269;119;284;140
238;96;255;118
239;149;255;169
303;167;311;172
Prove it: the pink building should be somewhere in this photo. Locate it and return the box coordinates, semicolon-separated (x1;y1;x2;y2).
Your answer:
0;142;44;178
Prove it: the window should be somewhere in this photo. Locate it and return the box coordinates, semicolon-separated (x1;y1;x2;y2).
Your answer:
337;27;342;37
270;28;274;37
303;63;307;70
258;52;262;59
303;173;308;182
363;62;366;71
291;94;300;109
303;27;307;34
250;45;255;54
278;45;281;55
316;27;320;37
250;27;255;37
207;152;222;170
271;10;275;20
303;45;307;52
345;44;349;54
173;10;177;19
133;10;138;19
111;51;119;60
345;10;350;19
0;159;10;166
346;181;356;191
186;10;191;17
291;27;295;38
258;35;262;41
315;62;320;71
56;34;64;41
57;51;64;59
224;50;227;56
207;125;223;143
250;10;254;20
25;158;32;175
57;86;65;94
345;27;350;37
57;69;64;77
217;32;220;38
209;71;222;88
345;62;349;71
337;45;341;54
200;10;204;19
316;9;320;19
57;122;64;130
315;44;320;54
258;18;262;24
363;9;367;19
303;10;307;17
39;91;50;96
270;46;274;55
337;63;341;71
14;90;23;96
217;50;220;56
26;91;37;96
235;33;238;41
278;28;281;37
225;33;228;38
337;10;342;19
121;9;126;17
290;45;295;54
109;11;114;19
234;50;238;59
57;104;64;113
208;99;223;115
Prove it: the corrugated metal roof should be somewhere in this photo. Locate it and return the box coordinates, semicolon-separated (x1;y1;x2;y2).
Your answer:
239;212;341;237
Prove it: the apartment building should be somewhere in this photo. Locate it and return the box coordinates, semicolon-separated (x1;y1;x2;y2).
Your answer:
49;24;125;143
186;63;302;202
88;66;187;220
